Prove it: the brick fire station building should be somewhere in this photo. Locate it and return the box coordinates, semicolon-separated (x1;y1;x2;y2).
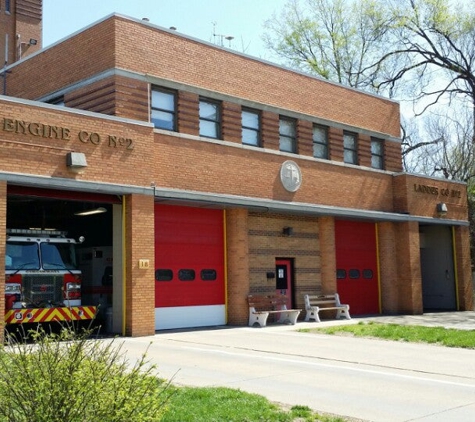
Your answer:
0;1;472;336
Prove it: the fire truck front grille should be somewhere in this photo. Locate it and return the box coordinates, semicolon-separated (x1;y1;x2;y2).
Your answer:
22;275;63;305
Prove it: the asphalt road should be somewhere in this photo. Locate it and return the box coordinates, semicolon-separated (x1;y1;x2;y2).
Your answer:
110;316;475;422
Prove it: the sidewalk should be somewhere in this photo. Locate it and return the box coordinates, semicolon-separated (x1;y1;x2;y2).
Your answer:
258;310;475;331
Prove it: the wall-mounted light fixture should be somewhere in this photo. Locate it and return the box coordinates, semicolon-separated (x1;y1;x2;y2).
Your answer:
283;227;293;236
66;152;87;173
74;207;107;216
436;202;448;217
28;38;38;46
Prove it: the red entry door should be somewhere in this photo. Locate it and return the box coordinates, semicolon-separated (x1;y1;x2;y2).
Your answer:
275;259;292;308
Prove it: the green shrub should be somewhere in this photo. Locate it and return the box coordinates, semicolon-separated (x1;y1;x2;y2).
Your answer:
0;327;172;422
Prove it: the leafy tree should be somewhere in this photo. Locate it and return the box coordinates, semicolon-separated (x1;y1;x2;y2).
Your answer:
263;0;395;93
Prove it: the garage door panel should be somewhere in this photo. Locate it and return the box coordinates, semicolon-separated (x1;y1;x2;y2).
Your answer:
154;205;225;328
336;220;379;315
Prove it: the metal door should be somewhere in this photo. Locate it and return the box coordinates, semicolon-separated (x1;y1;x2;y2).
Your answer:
276;259;293;308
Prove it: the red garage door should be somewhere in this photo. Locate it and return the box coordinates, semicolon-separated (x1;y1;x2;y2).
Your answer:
154;205;225;330
335;220;379;315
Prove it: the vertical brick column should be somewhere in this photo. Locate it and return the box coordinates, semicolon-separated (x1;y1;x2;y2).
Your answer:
328;127;343;162
318;217;336;294
385;140;403;172
261;111;279;151
222;101;242;143
0;182;6;342
358;134;372;168
453;225;473;311
177;91;199;136
378;222;400;314
297;119;313;157
226;208;250;325
124;193;155;336
393;221;423;314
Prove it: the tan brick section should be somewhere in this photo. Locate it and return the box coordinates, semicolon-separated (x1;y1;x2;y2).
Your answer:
318;217;337;295
247;212;320;313
124;193;155;336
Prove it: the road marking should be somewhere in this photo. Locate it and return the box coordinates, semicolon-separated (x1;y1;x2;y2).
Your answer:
180;345;475;389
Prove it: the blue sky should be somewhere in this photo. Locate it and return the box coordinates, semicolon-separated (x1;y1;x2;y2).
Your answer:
43;0;288;61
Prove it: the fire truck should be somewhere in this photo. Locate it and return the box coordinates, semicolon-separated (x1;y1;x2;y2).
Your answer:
4;229;96;326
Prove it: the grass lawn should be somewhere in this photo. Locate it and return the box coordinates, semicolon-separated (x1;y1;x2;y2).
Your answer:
299;321;475;348
162;386;346;422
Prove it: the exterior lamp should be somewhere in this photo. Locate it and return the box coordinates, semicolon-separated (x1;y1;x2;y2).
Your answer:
436;203;448;217
66;152;87;173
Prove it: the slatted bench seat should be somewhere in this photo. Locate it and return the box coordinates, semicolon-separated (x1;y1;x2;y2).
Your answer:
247;294;301;327
304;294;351;322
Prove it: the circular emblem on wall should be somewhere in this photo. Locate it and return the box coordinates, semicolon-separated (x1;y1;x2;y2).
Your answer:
280;160;302;192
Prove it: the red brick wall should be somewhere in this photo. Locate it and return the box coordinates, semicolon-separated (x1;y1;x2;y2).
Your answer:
454;225;473;311
378;222;401;314
124;193;155;336
0;99;155;187
222;101;241;144
385;140;403;172
153;131;396;212
226;209;250;325
7;17;117;98
395;221;423;314
0;181;6;341
113;18;401;138
8;15;400;139
66;75;149;121
394;174;467;221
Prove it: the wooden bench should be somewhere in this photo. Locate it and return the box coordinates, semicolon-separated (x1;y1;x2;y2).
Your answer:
247;294;301;327
304;294;351;322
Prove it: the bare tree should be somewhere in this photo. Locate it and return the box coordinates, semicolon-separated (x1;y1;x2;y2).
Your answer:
376;0;475;129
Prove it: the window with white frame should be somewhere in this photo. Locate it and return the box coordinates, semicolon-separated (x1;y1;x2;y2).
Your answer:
313;124;328;159
279;117;297;153
241;108;260;146
151;87;176;131
343;131;358;164
371;137;384;169
199;98;221;139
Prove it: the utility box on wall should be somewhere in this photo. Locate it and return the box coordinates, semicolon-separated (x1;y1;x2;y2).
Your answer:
77;246;113;322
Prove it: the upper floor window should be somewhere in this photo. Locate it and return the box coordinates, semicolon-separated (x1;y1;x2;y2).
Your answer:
242;108;260;146
343;131;358;164
199;98;221;139
5;0;10;12
371;137;384;169
313;124;328;159
151;87;176;131
279;117;297;153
